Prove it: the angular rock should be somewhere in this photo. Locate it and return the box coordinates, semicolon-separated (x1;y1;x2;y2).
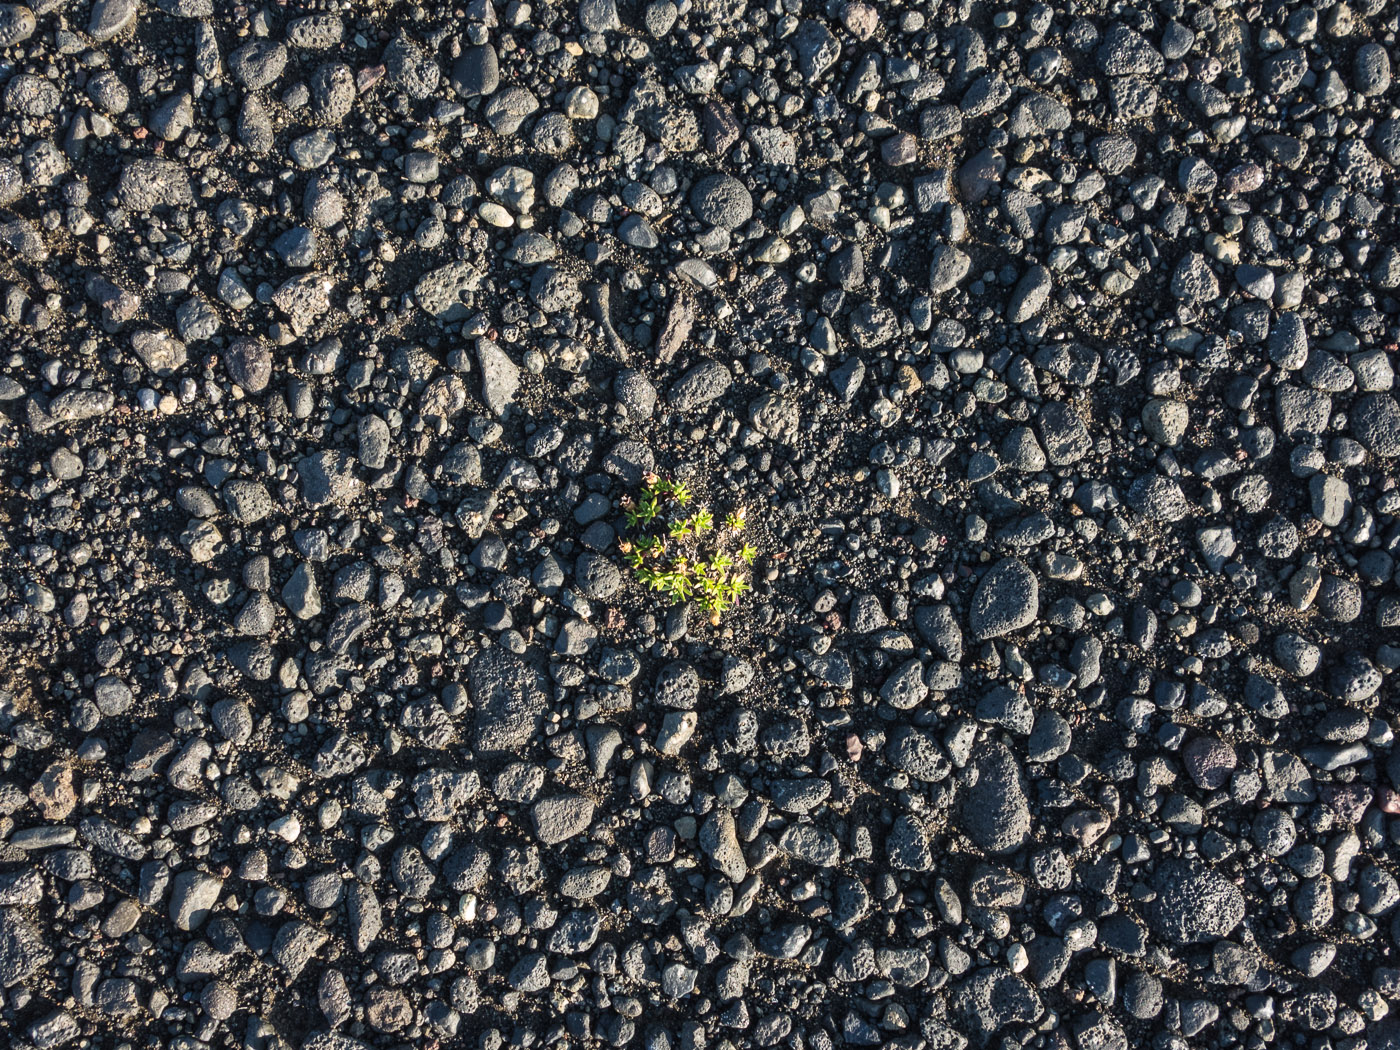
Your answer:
169;871;223;931
476;339;520;417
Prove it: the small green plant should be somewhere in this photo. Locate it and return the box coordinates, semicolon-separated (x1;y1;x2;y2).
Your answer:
619;473;754;624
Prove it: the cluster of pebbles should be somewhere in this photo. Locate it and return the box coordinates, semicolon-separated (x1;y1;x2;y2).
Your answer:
0;1;1399;1049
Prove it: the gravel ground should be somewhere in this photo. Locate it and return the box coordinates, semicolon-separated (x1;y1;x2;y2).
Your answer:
0;1;1399;1049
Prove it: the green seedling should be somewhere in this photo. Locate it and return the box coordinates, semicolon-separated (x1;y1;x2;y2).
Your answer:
618;474;755;624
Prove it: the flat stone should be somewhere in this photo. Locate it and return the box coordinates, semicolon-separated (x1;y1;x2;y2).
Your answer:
699;810;747;882
271;921;329;979
1309;474;1352;527
117;158;193;211
656;711;698;756
1037;402;1092;465
960;743;1032;854
89;0;138;41
223;339;272;394
778;824;841;867
414;261;482;321
969;558;1039;640
1351;393;1400;456
1147;858;1245;944
879;658;928;710
1183;736;1237;790
929;244;971;293
471;648;548;752
668;359;731;411
0;5;36;48
169;871;223;931
298;450;361;507
532;795;594;844
955;967;1044;1038
0;908;49;987
1171;252;1219;301
451;44;499;97
476;339;520;417
690;173;752;229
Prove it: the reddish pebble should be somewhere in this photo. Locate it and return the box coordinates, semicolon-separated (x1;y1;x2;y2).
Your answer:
1321;783;1373;824
1183;735;1237;790
841;2;878;40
